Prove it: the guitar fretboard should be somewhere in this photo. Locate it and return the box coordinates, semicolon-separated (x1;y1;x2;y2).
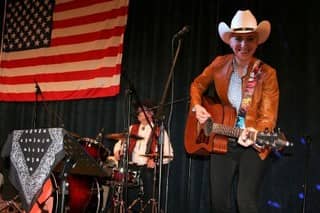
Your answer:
204;118;242;138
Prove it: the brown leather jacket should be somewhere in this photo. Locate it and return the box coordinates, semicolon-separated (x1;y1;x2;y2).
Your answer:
190;54;279;132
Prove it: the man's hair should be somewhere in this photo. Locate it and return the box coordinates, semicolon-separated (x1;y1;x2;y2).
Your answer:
135;99;155;114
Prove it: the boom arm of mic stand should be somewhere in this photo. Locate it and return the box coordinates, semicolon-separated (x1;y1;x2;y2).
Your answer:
155;39;182;121
155;38;183;213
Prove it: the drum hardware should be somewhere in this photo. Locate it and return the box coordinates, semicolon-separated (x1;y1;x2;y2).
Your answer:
140;154;173;159
111;168;140;187
110;183;126;213
107;167;141;212
0;195;23;213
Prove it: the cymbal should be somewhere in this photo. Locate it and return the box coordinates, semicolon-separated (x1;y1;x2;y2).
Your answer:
67;131;81;139
105;132;143;140
140;153;173;159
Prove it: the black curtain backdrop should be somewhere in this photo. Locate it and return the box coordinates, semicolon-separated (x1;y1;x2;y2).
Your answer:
1;0;320;212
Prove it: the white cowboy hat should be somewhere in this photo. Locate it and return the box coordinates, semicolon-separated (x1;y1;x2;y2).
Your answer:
218;10;271;45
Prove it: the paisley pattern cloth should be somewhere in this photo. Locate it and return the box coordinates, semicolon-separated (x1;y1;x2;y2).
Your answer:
236;60;262;128
1;128;65;211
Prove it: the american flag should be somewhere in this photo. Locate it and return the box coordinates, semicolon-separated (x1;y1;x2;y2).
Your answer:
0;0;129;101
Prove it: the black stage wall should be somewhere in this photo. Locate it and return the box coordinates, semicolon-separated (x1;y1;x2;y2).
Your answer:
1;0;320;212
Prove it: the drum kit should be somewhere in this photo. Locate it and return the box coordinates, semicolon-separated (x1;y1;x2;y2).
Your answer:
65;130;155;213
0;129;172;213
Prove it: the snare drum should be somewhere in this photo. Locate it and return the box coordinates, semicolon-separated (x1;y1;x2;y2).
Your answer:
111;168;140;186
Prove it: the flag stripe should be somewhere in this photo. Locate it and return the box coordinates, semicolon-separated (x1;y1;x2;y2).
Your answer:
1;45;122;68
52;16;127;38
53;7;128;29
1;75;120;92
51;27;125;46
0;86;120;101
54;0;115;13
1;55;122;77
0;65;121;84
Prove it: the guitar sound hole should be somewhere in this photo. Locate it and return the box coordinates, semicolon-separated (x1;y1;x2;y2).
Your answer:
196;130;210;145
203;118;213;136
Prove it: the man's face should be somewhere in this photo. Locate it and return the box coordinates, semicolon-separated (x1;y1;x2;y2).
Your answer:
137;107;153;124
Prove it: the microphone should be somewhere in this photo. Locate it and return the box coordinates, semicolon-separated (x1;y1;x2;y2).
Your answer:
173;25;190;39
34;81;42;95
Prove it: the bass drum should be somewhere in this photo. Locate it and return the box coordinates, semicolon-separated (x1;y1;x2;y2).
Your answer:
66;174;103;213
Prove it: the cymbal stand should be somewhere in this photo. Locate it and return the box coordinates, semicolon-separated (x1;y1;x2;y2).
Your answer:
111;183;126;213
110;151;129;213
140;161;158;213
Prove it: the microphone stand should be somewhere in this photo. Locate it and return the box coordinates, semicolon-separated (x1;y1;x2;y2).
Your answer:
121;73;155;212
32;82;41;128
154;37;184;213
122;88;133;211
32;81;65;128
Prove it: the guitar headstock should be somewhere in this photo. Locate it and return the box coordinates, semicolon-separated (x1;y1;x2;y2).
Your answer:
256;129;293;149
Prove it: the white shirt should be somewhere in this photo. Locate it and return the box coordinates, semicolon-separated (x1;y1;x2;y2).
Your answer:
113;123;174;166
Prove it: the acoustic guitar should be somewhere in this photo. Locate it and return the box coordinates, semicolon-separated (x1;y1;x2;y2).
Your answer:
184;96;291;160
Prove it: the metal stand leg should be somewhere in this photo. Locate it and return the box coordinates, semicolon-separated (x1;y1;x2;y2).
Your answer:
140;165;158;213
111;184;126;213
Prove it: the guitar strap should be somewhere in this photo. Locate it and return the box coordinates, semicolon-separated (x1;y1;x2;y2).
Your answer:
236;60;262;128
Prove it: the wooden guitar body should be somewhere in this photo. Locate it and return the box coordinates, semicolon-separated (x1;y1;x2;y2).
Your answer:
184;97;236;155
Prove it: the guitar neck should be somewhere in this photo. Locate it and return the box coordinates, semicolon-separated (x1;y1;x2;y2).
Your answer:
212;123;242;138
204;118;242;138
